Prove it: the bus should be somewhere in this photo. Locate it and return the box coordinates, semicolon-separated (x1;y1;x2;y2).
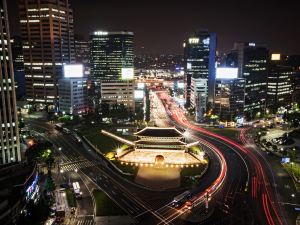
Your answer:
72;182;82;199
172;191;191;207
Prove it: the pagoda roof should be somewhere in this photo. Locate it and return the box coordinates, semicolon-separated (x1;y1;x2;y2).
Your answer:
135;140;186;145
134;127;183;138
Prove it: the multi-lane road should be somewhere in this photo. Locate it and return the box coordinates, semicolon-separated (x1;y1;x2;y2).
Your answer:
158;90;298;225
25;89;298;225
26;116;226;225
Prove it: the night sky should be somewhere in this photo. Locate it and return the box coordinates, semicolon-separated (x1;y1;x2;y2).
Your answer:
7;0;300;55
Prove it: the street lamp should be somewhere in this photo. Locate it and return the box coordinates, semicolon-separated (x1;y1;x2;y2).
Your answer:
74;169;78;173
291;193;295;198
116;148;122;155
60;169;64;174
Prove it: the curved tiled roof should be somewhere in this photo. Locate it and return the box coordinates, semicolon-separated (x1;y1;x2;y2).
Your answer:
135;127;183;137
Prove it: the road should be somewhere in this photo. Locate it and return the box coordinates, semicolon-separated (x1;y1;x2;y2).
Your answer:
26;118;226;225
25;88;296;225
240;128;300;225
158;90;288;225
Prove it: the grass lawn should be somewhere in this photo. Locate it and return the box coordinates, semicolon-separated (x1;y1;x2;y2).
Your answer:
283;163;300;191
85;132;122;155
283;163;300;180
77;123;135;155
66;189;77;207
189;146;202;154
205;127;239;140
93;189;126;216
181;163;209;187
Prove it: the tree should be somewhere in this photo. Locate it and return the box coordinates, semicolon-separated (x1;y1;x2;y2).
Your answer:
41;149;55;172
44;175;56;192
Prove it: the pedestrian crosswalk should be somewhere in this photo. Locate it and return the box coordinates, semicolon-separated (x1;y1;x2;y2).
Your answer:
60;160;99;172
76;218;94;225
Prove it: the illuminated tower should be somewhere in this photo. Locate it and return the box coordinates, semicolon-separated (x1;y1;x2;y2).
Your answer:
233;42;269;119
0;0;21;164
90;31;134;112
183;30;216;121
267;54;294;113
19;0;75;106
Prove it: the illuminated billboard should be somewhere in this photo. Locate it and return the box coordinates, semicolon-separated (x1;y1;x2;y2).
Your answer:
121;68;134;80
177;81;184;89
216;68;238;79
64;64;84;78
189;38;199;44
271;54;281;61
134;90;144;99
137;83;145;89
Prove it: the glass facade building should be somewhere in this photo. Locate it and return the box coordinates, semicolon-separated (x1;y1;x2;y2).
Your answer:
183;30;216;109
267;54;294;113
90;31;134;85
19;0;75;105
90;31;134;112
0;0;21;164
233;42;268;119
214;78;245;121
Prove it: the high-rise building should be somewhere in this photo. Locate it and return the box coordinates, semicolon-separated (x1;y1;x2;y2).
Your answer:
100;80;135;112
75;36;90;76
11;36;25;100
0;0;21;164
267;54;294;113
19;0;75;106
233;42;268;119
285;55;300;103
214;68;245;121
90;31;135;112
190;78;208;122
90;31;134;87
183;30;216;113
58;64;89;115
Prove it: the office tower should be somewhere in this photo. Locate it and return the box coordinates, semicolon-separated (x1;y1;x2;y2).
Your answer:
190;78;208;122
100;80;135;113
0;0;21;164
90;31;135;112
11;36;25;99
183;30;216;114
233;42;268;119
75;36;90;76
19;0;75;106
267;54;294;113
285;55;300;103
214;68;245;121
90;31;134;85
59;64;89;115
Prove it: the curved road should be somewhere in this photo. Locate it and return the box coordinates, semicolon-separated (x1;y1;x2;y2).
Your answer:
159;90;285;225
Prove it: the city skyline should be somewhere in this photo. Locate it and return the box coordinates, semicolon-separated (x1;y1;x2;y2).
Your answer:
1;1;299;225
7;0;300;55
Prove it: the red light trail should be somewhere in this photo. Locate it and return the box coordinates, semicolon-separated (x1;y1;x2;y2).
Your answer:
158;91;283;225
